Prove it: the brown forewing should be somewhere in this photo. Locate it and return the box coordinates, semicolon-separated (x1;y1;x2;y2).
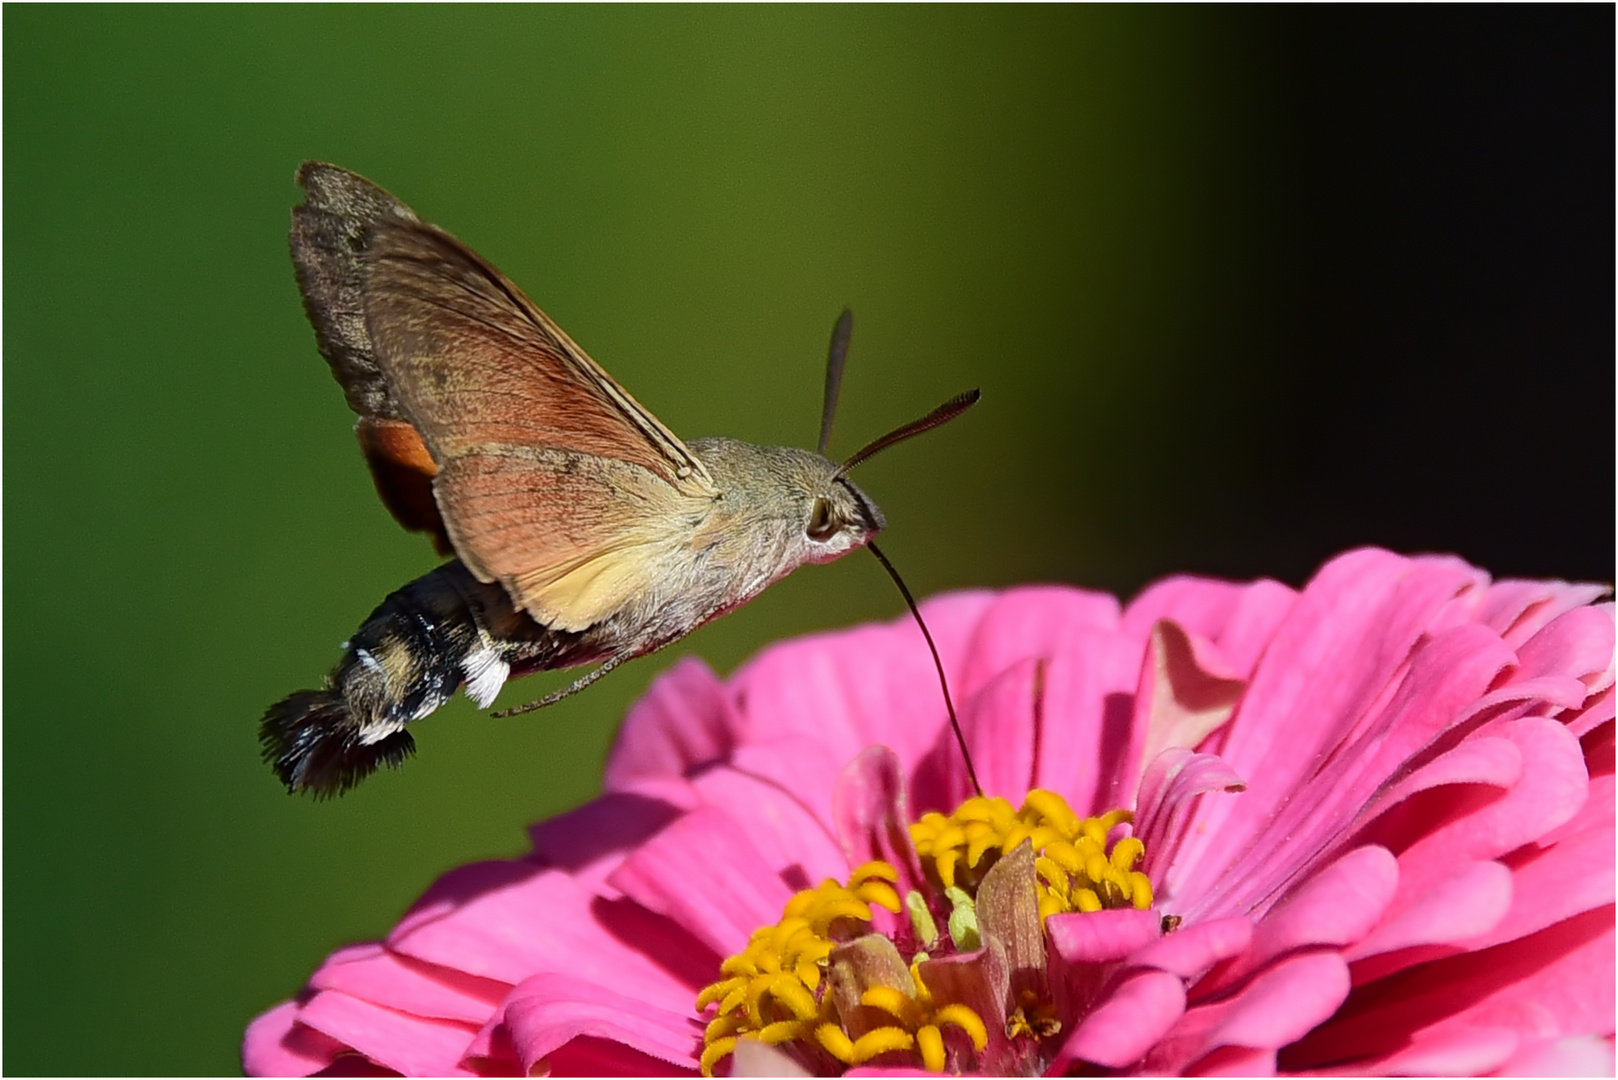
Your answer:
359;215;717;626
292;164;457;549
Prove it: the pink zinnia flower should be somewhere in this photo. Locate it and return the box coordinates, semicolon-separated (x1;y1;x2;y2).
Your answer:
245;548;1615;1077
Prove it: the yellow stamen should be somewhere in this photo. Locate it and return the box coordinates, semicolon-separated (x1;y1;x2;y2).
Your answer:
850;1026;915;1063
917;1024;946;1072
850;861;899;884
757;1019;807;1044
699;1037;737;1077
769;975;818;1020
937;1003;990;1050
907;789;1152;923
816;1022;855;1063
862;984;923;1028
855;879;902;913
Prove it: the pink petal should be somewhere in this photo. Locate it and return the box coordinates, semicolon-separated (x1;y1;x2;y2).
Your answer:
1357;734;1523;831
1190;1045;1277;1076
607;805;793;960
1135;748;1246;894
1345;1023;1521;1076
244;1000;344;1077
1492;1035;1617;1077
526;792;690;893
603;657;739;792
1134;620;1247;778
1184;618;1516;921
1458;782;1614;953
1046;908;1161;964
954;657;1040;803
1205;846;1396;994
1385;718;1588;901
1289;905;1615;1068
391;867;702;1015
543;1035;694;1076
1565;683;1614;738
1033;627;1149;814
1146;952;1351;1074
311;948;507;1024
1052;968;1186;1070
501;972;700;1073
1123;575;1298;681
390;858;548;943
847;590;1000;768
1211;952;1352;1049
1130;915;1253;981
729;734;862;830
831;746;928;932
957;585;1122;696
296;989;482;1077
1347;860;1513;965
1479;579;1611;648
1167;551;1489;911
1121;575;1246;645
727;592;995;787
688;765;846;886
1512;605;1616;689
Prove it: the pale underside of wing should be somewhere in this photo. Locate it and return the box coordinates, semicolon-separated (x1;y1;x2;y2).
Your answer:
360;215;717;631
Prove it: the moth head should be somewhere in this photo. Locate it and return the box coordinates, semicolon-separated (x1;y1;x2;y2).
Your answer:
800;471;885;564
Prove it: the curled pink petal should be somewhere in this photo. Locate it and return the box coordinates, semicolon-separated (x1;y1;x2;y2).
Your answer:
296;990;482;1076
243;1000;344;1077
1210;952;1352;1051
311;947;508;1024
1135;747;1246;891
1134;620;1247;775
501;973;700;1073
1347;860;1514;965
1046;908;1161;964
1054;968;1186;1070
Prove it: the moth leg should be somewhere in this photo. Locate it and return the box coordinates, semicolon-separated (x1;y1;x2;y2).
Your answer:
492;654;628;718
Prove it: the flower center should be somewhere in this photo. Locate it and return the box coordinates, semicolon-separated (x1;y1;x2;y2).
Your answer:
912;790;1153;918
696;789;1151;1076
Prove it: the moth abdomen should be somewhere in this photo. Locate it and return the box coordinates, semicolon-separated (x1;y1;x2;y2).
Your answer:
260;689;416;800
260;561;600;797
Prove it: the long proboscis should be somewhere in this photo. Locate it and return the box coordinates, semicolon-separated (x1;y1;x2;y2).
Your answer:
834;389;981;481
867;541;983;798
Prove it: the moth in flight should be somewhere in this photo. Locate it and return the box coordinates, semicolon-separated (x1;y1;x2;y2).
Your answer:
262;163;977;797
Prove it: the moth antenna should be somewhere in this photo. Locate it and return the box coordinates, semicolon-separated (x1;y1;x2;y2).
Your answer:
867;541;983;798
818;308;853;455
833;389;981;481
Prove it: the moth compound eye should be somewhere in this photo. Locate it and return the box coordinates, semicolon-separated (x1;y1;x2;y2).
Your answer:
807;496;839;541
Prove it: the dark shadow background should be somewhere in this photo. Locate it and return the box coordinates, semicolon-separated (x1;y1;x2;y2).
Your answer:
5;7;1611;1075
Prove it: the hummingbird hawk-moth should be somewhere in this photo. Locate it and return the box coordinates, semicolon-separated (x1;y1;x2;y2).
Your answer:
262;162;978;797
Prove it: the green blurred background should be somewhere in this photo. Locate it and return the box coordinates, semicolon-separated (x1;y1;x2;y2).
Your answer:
5;7;1611;1075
